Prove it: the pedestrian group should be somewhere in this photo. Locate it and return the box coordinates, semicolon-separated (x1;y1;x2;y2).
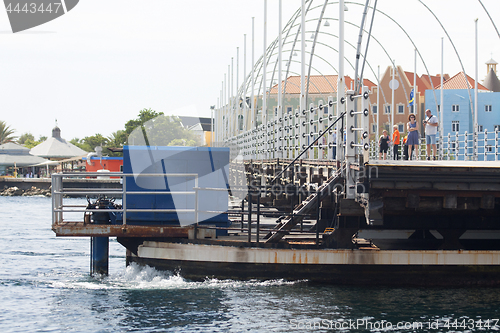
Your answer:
378;109;439;161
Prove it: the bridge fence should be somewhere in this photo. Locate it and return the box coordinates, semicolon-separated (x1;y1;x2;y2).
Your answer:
218;95;500;162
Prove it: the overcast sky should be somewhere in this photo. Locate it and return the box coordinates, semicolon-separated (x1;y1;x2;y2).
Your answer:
1;0;499;140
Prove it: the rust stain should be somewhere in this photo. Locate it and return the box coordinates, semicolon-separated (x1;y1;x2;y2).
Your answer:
312;254;320;264
54;223;192;238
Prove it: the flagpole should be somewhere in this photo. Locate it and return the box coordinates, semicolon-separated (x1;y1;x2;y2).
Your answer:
440;37;444;160
391;60;395;134
474;18;479;161
278;0;283;158
263;0;267;160
337;0;345;162
414;49;417;120
377;65;380;140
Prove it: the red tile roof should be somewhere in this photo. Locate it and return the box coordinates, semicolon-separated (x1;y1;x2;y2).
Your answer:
404;71;444;92
436;72;488;90
269;75;376;94
420;73;448;90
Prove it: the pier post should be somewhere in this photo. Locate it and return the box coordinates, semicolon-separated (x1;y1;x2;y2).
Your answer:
91;236;109;276
90;206;110;276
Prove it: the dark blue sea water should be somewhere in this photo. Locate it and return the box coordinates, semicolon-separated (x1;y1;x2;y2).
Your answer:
1;196;500;332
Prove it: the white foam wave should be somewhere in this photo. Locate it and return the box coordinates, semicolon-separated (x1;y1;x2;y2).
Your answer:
50;263;305;290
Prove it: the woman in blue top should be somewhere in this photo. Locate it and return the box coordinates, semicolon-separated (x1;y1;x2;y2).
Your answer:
407;114;419;160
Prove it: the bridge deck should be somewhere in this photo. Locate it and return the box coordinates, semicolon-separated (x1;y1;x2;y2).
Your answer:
367;160;500;168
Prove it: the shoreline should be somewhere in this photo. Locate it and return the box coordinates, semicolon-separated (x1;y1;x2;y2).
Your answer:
1;177;122;197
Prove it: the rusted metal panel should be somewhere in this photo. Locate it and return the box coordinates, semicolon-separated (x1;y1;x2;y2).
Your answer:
375;189;500;198
129;256;500;286
137;241;500;266
53;223;192;238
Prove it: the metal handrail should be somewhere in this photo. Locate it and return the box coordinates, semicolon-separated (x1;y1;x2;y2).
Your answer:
369;129;500;161
52;172;200;226
271;111;346;184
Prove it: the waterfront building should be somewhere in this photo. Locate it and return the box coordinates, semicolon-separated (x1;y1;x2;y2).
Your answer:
30;126;86;160
424;72;493;135
372;65;448;139
178;116;213;146
84;156;123;173
483;58;500;92
0;142;47;176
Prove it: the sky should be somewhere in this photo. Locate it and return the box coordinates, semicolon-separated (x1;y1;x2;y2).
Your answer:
1;0;500;141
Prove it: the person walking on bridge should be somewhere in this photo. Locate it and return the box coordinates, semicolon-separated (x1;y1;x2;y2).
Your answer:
378;130;391;160
423;109;439;160
407;114;419;160
392;125;400;160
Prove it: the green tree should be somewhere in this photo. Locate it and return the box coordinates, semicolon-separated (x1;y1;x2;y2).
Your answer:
125;108;199;147
0;120;16;144
125;108;164;136
18;132;45;148
128;114;199;146
168;138;198;146
71;134;109;152
107;130;127;148
70;138;84;150
18;132;35;145
105;130;127;156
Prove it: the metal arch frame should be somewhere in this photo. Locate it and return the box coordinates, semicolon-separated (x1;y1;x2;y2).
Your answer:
417;0;476;128
223;0;497;144
342;1;440;119
477;0;500;41
249;10;404;123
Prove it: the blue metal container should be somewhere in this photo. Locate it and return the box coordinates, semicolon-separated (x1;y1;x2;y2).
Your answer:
121;146;231;234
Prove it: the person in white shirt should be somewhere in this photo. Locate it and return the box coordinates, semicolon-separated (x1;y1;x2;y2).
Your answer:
423;109;439;160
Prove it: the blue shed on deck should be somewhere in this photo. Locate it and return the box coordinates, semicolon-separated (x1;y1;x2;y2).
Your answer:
122;145;231;233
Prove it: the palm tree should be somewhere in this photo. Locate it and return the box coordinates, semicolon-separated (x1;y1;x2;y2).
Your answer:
0;120;16;144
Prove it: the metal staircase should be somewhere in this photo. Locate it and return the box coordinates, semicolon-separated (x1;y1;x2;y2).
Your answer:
264;170;344;243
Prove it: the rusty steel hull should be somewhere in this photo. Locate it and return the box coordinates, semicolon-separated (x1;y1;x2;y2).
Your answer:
127;242;500;286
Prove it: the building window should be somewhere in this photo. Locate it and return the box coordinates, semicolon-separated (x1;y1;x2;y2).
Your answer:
287;106;292;113
390;67;399;77
485;105;492;112
452;104;460;112
397;105;404;114
372;105;377;114
398;124;404;133
384;105;391;114
372;124;377;133
323;106;329;114
409;105;414;114
452;120;460;132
